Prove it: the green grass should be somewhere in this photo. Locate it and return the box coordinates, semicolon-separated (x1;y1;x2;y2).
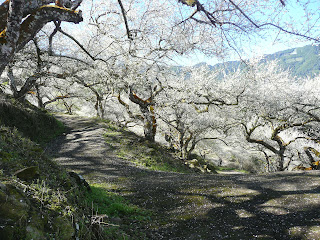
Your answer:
0;122;149;239
104;129;192;173
0;97;66;145
83;183;151;239
0;125;96;239
99;118;220;174
84;183;149;219
0;114;152;239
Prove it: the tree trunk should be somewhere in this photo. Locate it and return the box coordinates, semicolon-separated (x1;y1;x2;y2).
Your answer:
276;154;285;171
95;96;104;119
0;2;83;75
35;84;44;108
139;105;156;142
129;89;157;142
273;136;286;171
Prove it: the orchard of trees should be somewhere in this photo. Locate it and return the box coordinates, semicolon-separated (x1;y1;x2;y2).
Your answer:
1;0;320;172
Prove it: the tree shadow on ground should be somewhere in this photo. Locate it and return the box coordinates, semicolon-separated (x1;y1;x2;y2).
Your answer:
46;115;320;240
45;115;162;181
122;172;320;240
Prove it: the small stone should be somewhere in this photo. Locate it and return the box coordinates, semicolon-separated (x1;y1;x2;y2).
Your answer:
13;166;39;181
0;182;6;191
111;217;122;224
189;159;199;165
68;171;91;191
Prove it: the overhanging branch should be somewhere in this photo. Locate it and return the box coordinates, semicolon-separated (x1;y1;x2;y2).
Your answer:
17;6;83;51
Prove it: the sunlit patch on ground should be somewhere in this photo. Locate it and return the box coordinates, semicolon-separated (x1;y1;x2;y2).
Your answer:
259;206;290;215
168;195;214;221
216;187;260;203
288;225;320;239
235;209;255;218
260;193;320;212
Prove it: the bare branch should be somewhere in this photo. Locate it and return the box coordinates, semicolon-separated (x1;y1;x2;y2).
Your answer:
56;25;111;64
183;0;319;43
258;22;320;43
228;0;258;28
116;93;144;122
43;95;70;107
117;0;132;40
194;137;228;146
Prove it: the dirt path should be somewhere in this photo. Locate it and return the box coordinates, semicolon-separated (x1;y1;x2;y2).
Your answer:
46;114;320;240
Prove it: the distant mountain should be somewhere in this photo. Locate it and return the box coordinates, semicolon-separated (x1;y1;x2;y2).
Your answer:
265;44;320;77
200;44;320;78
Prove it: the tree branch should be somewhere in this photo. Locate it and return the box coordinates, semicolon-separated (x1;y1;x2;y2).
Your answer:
228;0;258;28
43;95;70;107
116;93;144;122
0;5;83;75
0;0;55;32
242;123;279;154
17;6;83;51
117;0;132;40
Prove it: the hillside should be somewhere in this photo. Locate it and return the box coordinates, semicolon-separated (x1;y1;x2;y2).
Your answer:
0;94;65;144
0;95;96;239
0;95;215;239
2;95;320;239
0;96;149;239
265;44;320;77
199;44;320;78
46;114;320;240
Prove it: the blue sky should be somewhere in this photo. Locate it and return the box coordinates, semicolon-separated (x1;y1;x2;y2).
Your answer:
174;40;314;67
1;0;318;67
174;0;320;66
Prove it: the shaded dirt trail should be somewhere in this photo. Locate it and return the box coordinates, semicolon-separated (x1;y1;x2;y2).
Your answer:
46;115;320;240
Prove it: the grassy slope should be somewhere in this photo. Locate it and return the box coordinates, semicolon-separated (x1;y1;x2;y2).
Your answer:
0;96;93;239
0;95;239;239
0;95;65;145
5;110;317;240
0;97;149;239
102;119;217;174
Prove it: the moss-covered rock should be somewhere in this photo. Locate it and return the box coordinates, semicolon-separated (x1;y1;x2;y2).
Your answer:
52;215;75;240
13;166;39;181
0;183;29;240
0;123;94;240
0;181;77;240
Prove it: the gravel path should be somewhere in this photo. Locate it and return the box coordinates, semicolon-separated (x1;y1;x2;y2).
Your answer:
46;114;320;240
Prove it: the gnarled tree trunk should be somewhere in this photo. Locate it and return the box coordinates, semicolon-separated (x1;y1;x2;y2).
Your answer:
0;0;83;75
129;89;157;142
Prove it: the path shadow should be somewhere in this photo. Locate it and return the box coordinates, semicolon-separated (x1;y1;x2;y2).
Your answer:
46;115;320;239
122;172;320;239
45;115;167;181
